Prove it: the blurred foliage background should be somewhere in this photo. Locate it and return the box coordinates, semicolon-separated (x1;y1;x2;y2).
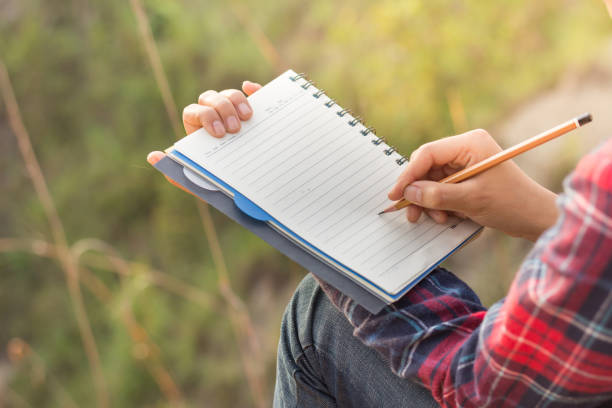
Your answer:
1;0;610;406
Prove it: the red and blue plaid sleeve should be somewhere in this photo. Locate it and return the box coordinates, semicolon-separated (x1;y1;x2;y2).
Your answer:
317;139;612;407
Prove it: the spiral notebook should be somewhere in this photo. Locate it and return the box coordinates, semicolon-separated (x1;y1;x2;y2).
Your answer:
160;69;482;307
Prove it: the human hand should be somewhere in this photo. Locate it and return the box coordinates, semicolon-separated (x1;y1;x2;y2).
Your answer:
387;129;559;242
147;80;262;174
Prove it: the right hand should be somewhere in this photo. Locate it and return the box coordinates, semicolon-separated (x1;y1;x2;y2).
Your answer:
387;129;559;242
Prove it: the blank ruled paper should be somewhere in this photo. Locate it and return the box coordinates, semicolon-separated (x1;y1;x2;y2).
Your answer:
173;70;480;297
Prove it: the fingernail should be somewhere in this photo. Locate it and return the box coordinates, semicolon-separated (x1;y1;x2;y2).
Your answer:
404;185;422;203
212;120;225;136
146;152;158;165
227;116;239;131
238;103;251;116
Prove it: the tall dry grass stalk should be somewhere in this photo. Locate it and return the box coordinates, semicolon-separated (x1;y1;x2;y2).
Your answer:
76;239;215;309
129;0;182;140
0;237;187;406
1;0;286;403
1;63;186;407
0;237;214;310
128;0;269;405
0;60;110;408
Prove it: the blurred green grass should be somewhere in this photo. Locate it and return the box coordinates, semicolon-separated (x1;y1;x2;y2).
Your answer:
1;0;610;406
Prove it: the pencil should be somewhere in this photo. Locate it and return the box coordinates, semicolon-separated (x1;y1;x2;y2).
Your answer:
378;112;593;215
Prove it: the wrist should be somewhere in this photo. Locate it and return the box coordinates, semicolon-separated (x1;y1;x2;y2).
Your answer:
522;186;558;242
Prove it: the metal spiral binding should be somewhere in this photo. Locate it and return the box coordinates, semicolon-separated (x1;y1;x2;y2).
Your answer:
289;73;408;165
383;146;397;156
371;136;386;146
301;79;315;89
336;108;352;117
289;73;306;81
360;126;375;136
348;116;362;126
312;89;325;98
324;99;337;108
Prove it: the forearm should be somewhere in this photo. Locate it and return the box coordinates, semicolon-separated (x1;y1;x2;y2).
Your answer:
520;181;559;242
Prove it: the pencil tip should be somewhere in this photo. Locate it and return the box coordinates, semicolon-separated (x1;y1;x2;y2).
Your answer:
377;210;385;215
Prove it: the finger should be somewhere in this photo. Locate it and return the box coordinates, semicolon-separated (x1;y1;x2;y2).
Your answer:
183;103;205;134
219;89;253;121
405;204;422;223
198;90;241;133
388;135;466;200
183;103;225;137
424;209;448;224
402;179;474;212
388;128;499;200
242;81;262;96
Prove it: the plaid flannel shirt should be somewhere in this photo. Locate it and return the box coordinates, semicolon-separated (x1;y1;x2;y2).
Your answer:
317;139;612;407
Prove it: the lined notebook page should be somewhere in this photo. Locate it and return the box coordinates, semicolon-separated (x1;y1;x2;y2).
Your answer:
173;70;480;295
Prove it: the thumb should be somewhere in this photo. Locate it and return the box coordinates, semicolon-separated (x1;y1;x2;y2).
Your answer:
242;80;262;96
147;151;165;166
403;180;472;212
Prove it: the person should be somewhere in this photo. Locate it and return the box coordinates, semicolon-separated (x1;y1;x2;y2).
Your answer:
147;4;612;406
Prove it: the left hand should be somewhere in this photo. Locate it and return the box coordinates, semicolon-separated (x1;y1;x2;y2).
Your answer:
147;80;262;177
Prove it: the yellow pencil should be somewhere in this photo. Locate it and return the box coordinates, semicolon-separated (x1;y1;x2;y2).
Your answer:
379;113;593;215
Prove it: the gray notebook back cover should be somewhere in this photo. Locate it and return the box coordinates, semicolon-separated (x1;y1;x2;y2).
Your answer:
154;156;387;314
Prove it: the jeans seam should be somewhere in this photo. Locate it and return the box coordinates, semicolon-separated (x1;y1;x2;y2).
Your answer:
293;343;314;373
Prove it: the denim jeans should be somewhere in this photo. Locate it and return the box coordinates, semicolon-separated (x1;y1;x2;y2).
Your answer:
274;274;440;407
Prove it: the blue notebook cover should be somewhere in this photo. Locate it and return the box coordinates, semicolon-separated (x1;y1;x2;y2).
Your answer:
154;155;389;313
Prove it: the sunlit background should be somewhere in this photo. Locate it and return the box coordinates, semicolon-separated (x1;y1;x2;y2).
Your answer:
1;0;611;406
